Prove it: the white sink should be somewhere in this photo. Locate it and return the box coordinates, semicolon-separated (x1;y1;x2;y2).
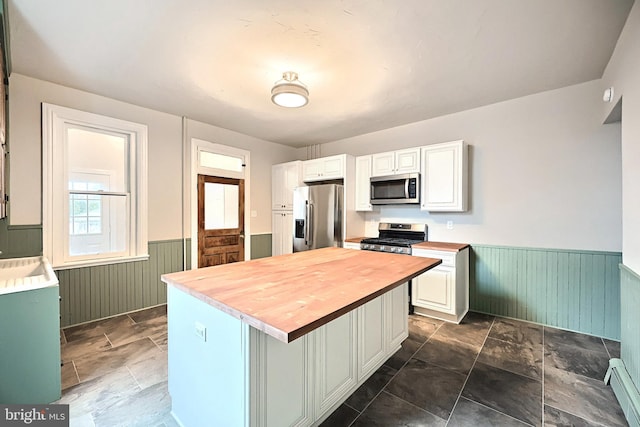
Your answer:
0;256;59;295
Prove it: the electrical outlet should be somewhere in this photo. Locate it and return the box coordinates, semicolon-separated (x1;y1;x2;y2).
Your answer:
446;221;454;230
194;322;207;342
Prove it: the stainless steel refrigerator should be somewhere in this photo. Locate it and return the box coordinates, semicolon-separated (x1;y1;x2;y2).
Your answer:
293;184;344;252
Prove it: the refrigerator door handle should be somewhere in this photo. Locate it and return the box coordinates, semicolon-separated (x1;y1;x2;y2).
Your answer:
306;203;314;248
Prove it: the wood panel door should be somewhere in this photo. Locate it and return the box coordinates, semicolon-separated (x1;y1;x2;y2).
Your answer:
197;174;245;268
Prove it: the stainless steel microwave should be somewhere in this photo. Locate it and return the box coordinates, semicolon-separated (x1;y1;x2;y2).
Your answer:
370;173;420;205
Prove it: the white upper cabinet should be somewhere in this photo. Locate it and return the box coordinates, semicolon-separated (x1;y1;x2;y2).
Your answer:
421;140;468;212
355;155;373;211
302;154;346;182
272;161;302;210
371;148;421;177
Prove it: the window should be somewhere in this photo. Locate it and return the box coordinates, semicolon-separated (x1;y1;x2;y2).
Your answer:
43;104;148;268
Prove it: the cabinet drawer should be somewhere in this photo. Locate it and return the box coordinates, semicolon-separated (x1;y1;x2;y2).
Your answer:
412;249;455;267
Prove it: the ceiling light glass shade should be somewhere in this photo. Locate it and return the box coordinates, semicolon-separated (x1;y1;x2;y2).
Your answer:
271;71;309;108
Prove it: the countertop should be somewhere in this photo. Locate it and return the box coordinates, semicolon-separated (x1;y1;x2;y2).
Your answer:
161;247;441;343
345;237;470;252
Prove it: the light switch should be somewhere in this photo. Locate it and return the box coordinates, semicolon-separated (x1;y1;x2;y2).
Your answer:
446;221;454;230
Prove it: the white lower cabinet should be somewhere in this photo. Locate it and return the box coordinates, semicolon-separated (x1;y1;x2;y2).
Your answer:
411;248;469;323
387;284;409;351
258;288;408;426
252;333;314;427
272;211;293;256
315;311;358;415
358;295;386;380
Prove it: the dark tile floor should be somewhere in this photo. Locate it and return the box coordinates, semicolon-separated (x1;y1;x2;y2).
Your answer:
321;312;627;427
56;305;174;426
56;307;627;427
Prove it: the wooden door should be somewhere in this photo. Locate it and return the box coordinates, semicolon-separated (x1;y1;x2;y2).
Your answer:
197;174;245;268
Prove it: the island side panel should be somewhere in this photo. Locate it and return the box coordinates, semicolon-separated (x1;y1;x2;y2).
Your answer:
168;285;250;427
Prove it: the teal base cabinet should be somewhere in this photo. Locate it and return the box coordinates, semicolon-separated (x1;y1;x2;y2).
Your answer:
0;286;61;403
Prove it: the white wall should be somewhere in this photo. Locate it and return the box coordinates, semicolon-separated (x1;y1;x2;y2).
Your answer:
8;73;298;241
305;80;622;252
602;1;640;272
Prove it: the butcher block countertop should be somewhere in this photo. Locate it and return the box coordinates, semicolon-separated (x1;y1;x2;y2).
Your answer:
345;237;470;252
161;247;441;343
412;241;470;252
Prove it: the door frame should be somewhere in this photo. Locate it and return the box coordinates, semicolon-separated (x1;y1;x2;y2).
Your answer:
190;138;250;269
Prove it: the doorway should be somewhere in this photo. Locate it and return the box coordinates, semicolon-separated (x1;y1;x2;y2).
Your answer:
197;175;245;267
189;138;250;269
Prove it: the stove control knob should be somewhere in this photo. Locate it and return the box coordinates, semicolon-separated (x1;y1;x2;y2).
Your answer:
390;247;397;253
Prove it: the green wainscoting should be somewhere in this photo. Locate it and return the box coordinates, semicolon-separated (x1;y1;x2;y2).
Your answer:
620;264;640;390
58;235;270;327
0;222;42;258
57;239;185;327
251;233;272;259
471;245;622;340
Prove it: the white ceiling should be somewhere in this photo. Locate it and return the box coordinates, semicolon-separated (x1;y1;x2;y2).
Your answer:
7;0;634;147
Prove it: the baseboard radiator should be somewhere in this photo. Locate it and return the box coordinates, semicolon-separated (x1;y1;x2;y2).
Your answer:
605;264;640;426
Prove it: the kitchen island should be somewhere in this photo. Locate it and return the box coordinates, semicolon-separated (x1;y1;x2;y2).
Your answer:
161;247;440;427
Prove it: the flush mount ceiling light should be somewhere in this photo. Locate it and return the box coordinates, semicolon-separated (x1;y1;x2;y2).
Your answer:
271;71;309;108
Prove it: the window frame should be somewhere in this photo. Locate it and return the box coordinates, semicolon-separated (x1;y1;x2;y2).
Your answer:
42;103;148;269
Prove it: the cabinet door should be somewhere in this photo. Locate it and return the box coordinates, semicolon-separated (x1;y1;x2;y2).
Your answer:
371;152;395;177
315;311;357;417
253;333;313;427
302;159;322;181
421;140;467;212
272;164;287;209
355;155;372;211
283;162;301;209
272;162;301;209
357;295;386;380
386;284;408;352
321;156;344;179
412;267;455;314
395;148;421;174
272;211;293;256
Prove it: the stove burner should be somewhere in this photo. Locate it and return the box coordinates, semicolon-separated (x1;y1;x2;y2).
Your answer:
360;222;428;255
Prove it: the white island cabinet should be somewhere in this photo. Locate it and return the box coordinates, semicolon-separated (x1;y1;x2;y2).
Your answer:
162;248;439;427
167;285;407;427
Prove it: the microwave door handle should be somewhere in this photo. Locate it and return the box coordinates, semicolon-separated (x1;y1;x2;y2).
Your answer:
405;178;410;198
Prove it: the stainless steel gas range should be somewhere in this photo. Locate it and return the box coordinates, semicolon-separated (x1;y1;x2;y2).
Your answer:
360;222;428;314
360;223;428;255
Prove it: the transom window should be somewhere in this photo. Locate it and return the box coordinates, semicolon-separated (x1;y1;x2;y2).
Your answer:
43;104;148;269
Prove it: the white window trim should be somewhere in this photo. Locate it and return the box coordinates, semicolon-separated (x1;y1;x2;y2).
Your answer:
42;103;148;269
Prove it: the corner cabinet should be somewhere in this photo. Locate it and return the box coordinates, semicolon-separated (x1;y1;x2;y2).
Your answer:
421;140;468;212
302;155;345;182
371;147;421;177
411;247;469;323
355;155;373;211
